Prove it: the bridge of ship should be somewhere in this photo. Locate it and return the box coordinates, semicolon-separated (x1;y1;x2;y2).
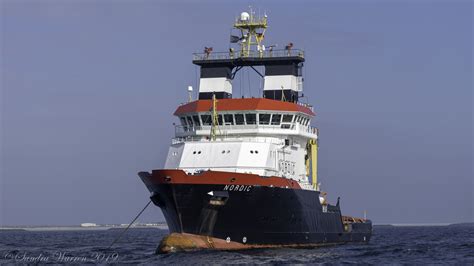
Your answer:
172;98;318;141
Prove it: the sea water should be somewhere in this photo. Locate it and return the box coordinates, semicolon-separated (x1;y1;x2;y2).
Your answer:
0;225;472;264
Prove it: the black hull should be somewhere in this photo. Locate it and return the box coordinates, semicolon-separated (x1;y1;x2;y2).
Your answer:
149;183;372;246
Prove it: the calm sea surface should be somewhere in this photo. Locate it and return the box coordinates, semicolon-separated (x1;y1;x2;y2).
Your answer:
1;225;472;264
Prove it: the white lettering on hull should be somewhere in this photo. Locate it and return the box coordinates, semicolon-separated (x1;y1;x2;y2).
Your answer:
223;184;252;192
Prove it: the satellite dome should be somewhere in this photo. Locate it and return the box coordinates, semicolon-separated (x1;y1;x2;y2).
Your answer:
240;12;250;21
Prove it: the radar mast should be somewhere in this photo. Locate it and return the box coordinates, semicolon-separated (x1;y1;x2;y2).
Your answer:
233;8;268;57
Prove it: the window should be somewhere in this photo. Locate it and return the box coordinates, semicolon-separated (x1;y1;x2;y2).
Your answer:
282;114;293;123
245;114;256;125
186;116;194;126
224;114;234;125
201;115;212;126
180;117;187;126
271;114;282;125
259;114;271;125
217;115;223;125
235;114;245;125
192;115;201;126
303;117;308;125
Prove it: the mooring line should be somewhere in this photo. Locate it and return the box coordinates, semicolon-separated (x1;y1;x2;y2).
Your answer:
108;200;152;249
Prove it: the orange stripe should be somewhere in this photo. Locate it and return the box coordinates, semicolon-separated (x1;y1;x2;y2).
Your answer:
174;98;315;116
148;169;301;189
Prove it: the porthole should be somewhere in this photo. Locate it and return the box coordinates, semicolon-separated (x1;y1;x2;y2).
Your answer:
222;150;225;154
255;150;258;154
227;150;230;153
230;177;236;182
250;150;254;154
193;151;196;154
198;151;201;154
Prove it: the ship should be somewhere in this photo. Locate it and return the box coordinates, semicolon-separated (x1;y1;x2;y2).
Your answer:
139;10;372;253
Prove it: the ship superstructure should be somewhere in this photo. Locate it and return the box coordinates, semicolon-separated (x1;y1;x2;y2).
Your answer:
139;10;372;253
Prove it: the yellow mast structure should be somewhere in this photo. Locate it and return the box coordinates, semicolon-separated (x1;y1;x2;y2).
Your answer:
306;139;319;190
233;9;268;57
210;94;219;141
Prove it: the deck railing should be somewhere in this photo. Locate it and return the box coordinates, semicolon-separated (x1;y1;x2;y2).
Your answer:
174;124;318;137
192;49;304;61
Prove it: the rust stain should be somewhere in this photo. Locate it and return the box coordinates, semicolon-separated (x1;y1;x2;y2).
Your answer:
156;233;342;254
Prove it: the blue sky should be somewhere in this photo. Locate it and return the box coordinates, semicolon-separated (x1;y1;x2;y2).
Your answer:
1;0;472;225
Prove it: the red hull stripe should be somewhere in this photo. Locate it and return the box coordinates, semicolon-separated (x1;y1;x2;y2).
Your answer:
146;169;302;189
174;98;315;116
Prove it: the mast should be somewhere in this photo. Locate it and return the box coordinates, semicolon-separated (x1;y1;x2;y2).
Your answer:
210;94;219;141
233;8;267;57
192;9;304;102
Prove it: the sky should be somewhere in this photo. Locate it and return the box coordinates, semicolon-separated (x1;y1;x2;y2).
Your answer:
1;0;472;226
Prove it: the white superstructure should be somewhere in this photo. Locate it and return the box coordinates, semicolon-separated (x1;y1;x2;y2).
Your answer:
163;10;320;191
164;99;319;190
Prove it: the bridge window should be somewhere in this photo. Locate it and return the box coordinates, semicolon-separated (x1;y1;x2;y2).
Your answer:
235;114;245;125
245;114;256;125
282;114;293;123
271;114;282;125
201;115;212;126
224;114;234;125
180;117;187;126
259;114;271;125
186;116;194;126
192;115;201;126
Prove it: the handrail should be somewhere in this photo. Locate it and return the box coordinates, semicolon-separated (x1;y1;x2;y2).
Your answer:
172;136;287;145
174;124;318;136
193;49;304;61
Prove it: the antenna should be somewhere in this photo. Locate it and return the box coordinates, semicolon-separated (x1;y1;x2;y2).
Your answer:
187;86;193;102
281;86;286;101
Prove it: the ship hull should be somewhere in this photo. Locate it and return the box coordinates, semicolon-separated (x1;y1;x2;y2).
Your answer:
140;170;372;253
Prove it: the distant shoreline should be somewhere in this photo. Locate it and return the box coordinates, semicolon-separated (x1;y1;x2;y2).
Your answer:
0;224;169;231
374;222;473;227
